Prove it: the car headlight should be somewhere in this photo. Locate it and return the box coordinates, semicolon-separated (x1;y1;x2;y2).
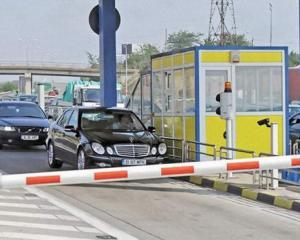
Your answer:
106;147;114;155
91;142;105;155
0;126;16;132
158;143;167;155
151;147;157;155
43;128;49;133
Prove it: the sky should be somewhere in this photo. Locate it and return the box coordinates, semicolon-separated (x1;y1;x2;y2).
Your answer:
0;0;298;65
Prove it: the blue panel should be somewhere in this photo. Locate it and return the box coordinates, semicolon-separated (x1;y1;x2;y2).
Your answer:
99;0;117;107
284;47;289;155
194;48;200;161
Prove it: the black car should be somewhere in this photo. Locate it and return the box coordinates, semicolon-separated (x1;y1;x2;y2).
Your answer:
47;107;167;169
290;112;300;148
0;101;49;149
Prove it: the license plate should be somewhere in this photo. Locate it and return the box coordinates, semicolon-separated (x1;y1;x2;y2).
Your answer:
122;159;147;166
21;135;39;141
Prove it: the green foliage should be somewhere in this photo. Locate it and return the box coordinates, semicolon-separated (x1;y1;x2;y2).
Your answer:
289;51;300;67
0;82;17;92
204;33;252;46
166;31;202;51
126;44;160;72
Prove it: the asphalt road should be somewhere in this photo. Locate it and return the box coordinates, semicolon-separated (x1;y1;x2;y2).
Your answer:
0;145;300;240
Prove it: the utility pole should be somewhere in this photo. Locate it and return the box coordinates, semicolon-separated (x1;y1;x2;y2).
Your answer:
269;3;273;46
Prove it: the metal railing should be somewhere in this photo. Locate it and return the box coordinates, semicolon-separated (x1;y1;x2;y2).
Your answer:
185;140;217;162
219;147;256;182
161;137;185;162
160;136;300;188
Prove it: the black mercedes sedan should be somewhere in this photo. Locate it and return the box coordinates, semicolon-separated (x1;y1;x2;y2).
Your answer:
0;101;49;149
47;107;167;169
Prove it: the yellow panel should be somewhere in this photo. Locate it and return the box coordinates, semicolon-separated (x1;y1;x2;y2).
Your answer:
206;116;226;146
185;116;195;141
236;115;284;158
163;117;174;137
184;51;195;65
173;54;183;67
201;51;282;63
152;58;161;71
154;117;162;135
174;117;183;139
163;56;173;68
240;52;282;63
201;52;231;63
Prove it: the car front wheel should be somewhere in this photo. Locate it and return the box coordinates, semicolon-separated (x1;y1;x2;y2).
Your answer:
48;142;63;168
77;149;88;170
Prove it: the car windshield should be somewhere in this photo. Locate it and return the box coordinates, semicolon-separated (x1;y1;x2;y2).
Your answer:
81;110;145;131
19;95;37;102
82;89;100;103
0;103;46;118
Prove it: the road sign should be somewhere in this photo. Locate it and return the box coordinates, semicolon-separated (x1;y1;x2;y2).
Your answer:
89;5;121;35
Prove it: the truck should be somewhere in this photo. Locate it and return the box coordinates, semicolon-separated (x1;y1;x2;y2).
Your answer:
63;80;125;107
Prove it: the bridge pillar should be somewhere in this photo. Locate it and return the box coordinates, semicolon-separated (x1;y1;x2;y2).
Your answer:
19;73;32;94
99;0;117;107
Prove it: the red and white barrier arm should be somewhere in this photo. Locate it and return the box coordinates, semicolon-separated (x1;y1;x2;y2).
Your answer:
1;155;300;189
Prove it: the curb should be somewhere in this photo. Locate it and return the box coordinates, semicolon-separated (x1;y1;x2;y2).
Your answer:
189;176;300;212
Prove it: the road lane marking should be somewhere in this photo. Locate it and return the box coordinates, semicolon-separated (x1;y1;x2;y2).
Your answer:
56;214;81;221
76;226;100;233
0;202;38;209
0;232;96;240
38;204;60;210
0;210;57;219
26;186;138;240
0;195;23;200
0;220;79;232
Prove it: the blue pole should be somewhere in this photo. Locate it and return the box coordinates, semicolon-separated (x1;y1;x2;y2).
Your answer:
99;0;117;107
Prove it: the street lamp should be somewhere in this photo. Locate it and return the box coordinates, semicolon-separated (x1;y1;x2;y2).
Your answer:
121;44;132;97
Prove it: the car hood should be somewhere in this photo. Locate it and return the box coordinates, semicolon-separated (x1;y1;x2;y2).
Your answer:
0;117;49;128
83;130;160;145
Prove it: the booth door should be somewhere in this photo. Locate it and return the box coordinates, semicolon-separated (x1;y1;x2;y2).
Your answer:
200;67;234;151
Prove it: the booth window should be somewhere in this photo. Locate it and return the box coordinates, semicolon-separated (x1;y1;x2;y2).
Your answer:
185;68;195;114
164;72;173;113
152;72;163;114
174;70;183;114
236;66;282;112
206;70;228;112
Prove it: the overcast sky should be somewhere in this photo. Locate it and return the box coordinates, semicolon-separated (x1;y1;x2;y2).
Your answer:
0;0;298;65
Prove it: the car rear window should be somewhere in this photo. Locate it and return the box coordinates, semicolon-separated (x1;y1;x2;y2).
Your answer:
0;104;46;119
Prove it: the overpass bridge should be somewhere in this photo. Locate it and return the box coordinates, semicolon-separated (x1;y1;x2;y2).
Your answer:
0;63;138;94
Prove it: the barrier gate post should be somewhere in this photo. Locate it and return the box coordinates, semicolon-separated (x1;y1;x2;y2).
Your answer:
271;123;279;188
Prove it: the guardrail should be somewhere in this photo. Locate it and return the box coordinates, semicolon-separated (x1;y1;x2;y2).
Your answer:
161;137;185;162
161;136;300;188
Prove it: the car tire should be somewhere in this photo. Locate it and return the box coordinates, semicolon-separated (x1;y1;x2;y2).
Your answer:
77;149;88;170
0;144;2;150
48;142;63;168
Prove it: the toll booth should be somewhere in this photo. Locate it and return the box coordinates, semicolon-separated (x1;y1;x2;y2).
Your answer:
149;46;288;156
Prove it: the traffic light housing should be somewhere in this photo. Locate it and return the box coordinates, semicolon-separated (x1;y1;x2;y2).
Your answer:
215;82;233;120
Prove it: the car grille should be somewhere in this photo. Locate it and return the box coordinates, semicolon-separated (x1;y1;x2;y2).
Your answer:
17;127;42;134
114;144;150;157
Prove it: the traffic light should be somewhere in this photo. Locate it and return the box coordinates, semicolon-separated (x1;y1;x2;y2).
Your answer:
215;81;233;120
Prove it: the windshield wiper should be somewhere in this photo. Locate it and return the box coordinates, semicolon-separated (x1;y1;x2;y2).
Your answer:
23;116;42;118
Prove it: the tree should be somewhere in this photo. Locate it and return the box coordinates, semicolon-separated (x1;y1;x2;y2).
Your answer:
166;31;202;51
0;82;17;92
204;33;252;46
126;44;160;72
289;51;300;67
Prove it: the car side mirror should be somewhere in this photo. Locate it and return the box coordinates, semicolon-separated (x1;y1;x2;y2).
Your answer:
65;125;76;133
148;126;156;133
48;115;53;120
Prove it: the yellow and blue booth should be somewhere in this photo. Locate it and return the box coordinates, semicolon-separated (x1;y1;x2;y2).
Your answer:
150;46;288;157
